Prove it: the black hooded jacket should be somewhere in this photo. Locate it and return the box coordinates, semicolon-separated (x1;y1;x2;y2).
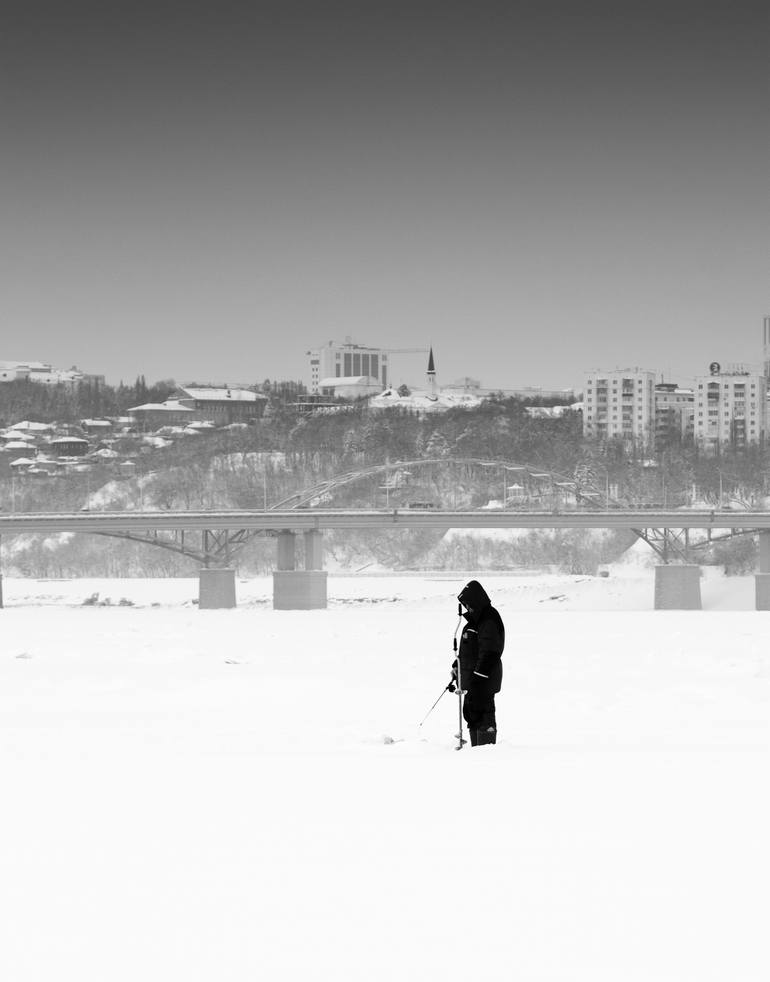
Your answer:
456;580;504;693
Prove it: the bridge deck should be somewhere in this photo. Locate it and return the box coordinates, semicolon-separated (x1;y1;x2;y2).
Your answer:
0;509;767;533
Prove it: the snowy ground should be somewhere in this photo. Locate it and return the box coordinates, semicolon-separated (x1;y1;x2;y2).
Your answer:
2;570;769;981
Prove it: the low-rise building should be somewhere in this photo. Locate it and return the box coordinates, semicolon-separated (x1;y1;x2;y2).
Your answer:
175;386;268;425
49;437;89;457
319;376;382;400
80;419;114;435
0;361;104;389
127;401;196;430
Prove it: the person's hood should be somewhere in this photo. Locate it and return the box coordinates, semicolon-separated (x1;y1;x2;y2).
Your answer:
458;580;491;613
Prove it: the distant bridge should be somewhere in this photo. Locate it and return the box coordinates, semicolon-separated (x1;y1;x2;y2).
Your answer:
0;456;760;565
1;509;768;533
3;507;770;610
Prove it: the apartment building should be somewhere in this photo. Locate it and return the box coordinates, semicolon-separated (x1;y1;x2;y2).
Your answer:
583;369;656;447
694;364;766;452
654;383;695;446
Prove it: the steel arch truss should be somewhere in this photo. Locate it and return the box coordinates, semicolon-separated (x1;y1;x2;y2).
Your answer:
97;528;269;567
270;456;607;512
90;456;763;566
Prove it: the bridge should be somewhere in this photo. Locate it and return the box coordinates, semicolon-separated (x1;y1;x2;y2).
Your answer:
2;455;769;610
0;507;769;533
2;507;770;611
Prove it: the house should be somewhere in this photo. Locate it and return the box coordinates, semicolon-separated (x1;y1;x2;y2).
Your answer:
8;420;54;434
80;419;114;435
2;439;36;452
9;456;37;472
175;386;268;425
49;437;89;457
127;388;267;429
126;400;196;430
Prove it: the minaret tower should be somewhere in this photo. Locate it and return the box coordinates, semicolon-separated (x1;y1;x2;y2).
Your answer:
426;346;438;400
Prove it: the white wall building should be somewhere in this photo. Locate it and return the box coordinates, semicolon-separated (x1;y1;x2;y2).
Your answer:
694;364;766;452
583;369;656;447
0;361;104;388
307;339;389;395
319;376;382;399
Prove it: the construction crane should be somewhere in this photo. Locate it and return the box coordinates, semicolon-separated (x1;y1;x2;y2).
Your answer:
379;348;432;390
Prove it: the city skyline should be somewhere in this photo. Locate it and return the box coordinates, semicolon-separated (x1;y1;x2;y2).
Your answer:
1;3;767;389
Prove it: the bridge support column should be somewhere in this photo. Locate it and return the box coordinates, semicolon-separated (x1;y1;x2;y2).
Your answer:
276;530;297;570
654;564;702;610
199;568;237;609
754;532;770;609
273;529;327;610
304;530;324;570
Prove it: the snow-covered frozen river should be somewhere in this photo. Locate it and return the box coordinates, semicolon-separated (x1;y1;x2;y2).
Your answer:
2;570;769;980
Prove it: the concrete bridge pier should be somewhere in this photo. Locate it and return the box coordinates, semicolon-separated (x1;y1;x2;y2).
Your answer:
755;531;770;610
273;529;328;610
198;567;237;609
654;564;702;610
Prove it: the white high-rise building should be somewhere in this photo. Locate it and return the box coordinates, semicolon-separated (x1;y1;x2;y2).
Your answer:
763;315;770;380
694;363;766;453
583;369;656;447
306;338;389;395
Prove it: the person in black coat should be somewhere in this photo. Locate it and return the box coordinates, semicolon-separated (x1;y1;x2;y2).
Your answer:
451;580;505;746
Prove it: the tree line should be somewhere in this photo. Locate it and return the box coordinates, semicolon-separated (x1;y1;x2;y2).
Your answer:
0;377;178;426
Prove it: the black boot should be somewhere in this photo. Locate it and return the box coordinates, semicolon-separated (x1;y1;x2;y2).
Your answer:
477;726;497;746
469;729;478;747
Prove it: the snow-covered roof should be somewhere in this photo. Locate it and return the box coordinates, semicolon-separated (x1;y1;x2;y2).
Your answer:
0;361;50;371
127;401;195;413
3;440;35;450
178;387;267;403
319;376;380;386
9;456;36;467
9;420;53;431
525;406;575;419
81;418;113;427
50;437;88;445
92;448;119;458
369;388;483;412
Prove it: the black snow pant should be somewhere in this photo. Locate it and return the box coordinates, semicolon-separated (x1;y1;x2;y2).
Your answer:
463;677;497;745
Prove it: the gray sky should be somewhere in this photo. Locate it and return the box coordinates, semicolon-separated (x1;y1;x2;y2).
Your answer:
1;1;767;389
